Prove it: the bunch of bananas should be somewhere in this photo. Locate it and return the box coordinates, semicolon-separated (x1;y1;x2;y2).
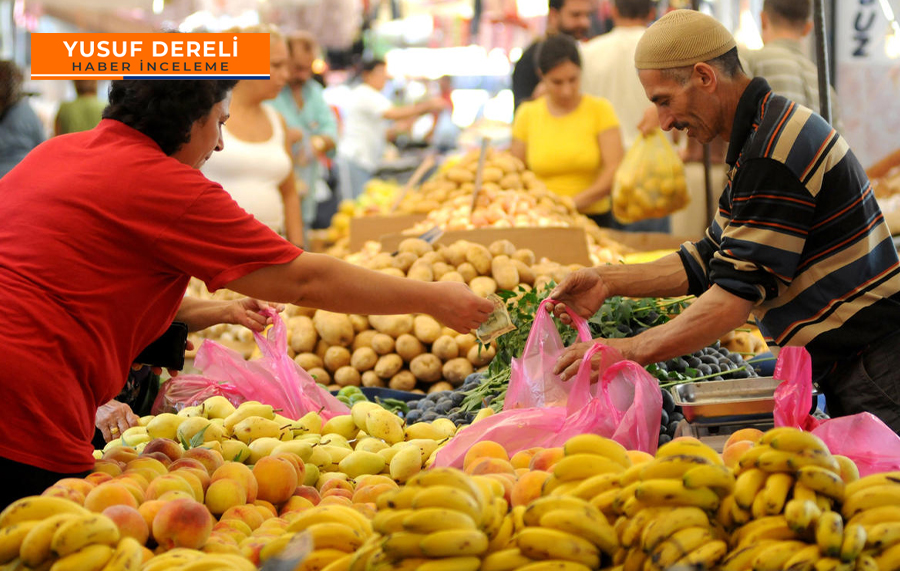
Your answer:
612;439;732;571
543;435;631;503
366;468;492;571
140;547;256;571
842;471;900;571
0;496;144;571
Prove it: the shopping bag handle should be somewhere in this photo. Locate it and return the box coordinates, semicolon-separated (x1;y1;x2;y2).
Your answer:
540;298;592;342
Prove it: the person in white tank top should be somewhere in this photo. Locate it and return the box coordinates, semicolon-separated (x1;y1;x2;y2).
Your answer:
202;27;304;246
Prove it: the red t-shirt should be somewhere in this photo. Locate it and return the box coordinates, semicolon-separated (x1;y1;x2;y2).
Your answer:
0;119;302;473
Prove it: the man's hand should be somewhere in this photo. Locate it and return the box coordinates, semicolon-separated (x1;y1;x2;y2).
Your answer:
550;268;611;324
429;282;494;333
96;399;140;443
229;298;285;333
552;337;629;381
637;105;660;136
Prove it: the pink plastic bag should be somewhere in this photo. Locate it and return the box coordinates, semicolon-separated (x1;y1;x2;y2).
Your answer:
152;374;245;413
773;346;900;476
153;308;349;420
433;311;662;468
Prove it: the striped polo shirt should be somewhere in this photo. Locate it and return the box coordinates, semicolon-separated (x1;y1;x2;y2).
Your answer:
679;77;900;383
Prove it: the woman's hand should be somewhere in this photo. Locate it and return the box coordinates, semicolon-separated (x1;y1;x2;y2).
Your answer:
96;399;140;443
228;298;285;333
550;268;611;324
429;282;494;333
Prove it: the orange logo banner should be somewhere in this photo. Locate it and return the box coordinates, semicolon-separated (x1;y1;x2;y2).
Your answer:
31;33;271;80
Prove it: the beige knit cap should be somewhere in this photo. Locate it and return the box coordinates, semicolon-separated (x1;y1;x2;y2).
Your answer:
635;9;736;70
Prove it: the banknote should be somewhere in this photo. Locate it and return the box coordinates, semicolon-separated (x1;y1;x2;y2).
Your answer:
476;293;516;344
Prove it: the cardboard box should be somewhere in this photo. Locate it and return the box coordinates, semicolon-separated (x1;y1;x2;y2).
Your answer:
348;214;427;250
604;229;698;252
380;226;592;266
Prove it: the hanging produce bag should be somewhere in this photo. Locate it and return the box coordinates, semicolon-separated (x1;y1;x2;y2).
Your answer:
612;129;689;224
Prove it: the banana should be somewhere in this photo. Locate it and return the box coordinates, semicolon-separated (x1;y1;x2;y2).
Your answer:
380;532;426;559
563;434;631;468
401;508;477;534
139;548;203;571
682;464;736;494
0;520;39;564
304;523;365;552
294;549;347;571
732;515;791;547
737;443;773;471
719;541;778;571
874;543;900;571
547;482;580;497
767;429;830;454
842;485;900;520
48;543;114;571
844;472;900;499
763;472;795;515
751;540;810;571
517;561;593;571
0;497;89;529
51;514;119;558
186;554;257;571
618;463;646;488
372;509;412;535
480;547;535;571
376;486;419;511
756;449;798;473
737;517;799;548
639;454;712;481
523;497;592;528
798;466;846;501
848;505;900;528
569;473;620;501
287;506;370;537
816;511;845;558
717;494;737;529
419;529;489;557
640;506;710;552
412;486;483;525
612;482;640;513
622;546;646;571
757;448;839;473
512;506;527;535
649;526;713;570
855;554;879;571
833;456;860;484
99;537;143;571
734;468;769;509
19;513;82;567
730;496;753;527
590;488;620;515
633;480;720;510
674;539;728;569
864;521;900;550
840;523;867;562
346;542;380;571
752;488;769;520
759;426;809;445
794;482;820;503
538;508;618;555
552;454;625;483
487;514;515;553
656;440;723;465
414;556;482;571
407;468;484;506
782;543;822;571
516;528;600;569
619;507;667;549
812;557;854;571
785;499;823;533
817;493;835;513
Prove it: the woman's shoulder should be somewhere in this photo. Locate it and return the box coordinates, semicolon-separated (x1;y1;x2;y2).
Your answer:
580;94;614;110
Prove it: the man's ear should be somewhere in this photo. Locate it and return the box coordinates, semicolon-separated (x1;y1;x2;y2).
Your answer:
692;62;718;92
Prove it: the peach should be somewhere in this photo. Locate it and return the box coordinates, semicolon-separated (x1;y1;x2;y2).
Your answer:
626;450;654;465
118;471;151;492
354;475;397;490
465;457;516;477
511;449;538;470
158;490;195;502
213;518;253;539
254;500;279;519
463;441;509;471
724;428;765;450
511;470;551;507
515;468;529;478
168;469;205;500
41;485;85;505
258;517;289;533
253;456;298;506
140;546;154;564
53;478;95;497
271;452;305;483
318;496;353;507
169;457;207;474
322;488;353;501
353;503;377;520
103;505;150;544
85;471;114;486
103;446;140;464
221;504;265;531
141;438;183;463
84;481;139;512
203;534;241;555
239;538;269;567
183;447;224;475
351;483;394;504
140;451;174;468
151;498;213;550
319;478;354;495
138;500;166;535
93;459;124;477
126;457;169;480
279;496;315;516
211;462;258;503
145;473;198;502
112;477;146;505
205;478;247;516
529;447;565;472
252;504;275;522
722;440;756;470
483;473;515;504
291;486;321;506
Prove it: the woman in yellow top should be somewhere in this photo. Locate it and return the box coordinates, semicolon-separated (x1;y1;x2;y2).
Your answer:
511;33;624;226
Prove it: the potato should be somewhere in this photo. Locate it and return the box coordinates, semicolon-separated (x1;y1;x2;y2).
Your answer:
352;330;378;351
446;167;475;184
443;242;468;266
457;263;478;283
455;333;477;355
428;381;454;394
499;173;524;190
361;371;385;388
334;366;361;387
413;315;442;344
512;248;536;266
481;166;503;183
315;339;330;360
491;256;520;291
431;336;459;361
470;276;498;297
513;259;535;286
442;358;474;386
439;271;465;283
551;267;572;284
441;327;458;338
398;238;433;257
324;346;351;373
374;353;404;379
467;344;496;367
389;371;417;391
313;310;355;347
370;252;394;270
368;314;414;337
379;267;406;278
410;353;442;383
488;240;516;258
307;367;331;385
348;314;369;333
431;261;453;281
288;316;317;354
419;252;441;265
406;262;434;282
327;384;341;392
370;333;396;355
294;352;323;371
392;252;419;273
350;347;378;372
410;389;426;395
534;275;554;291
395;334;426;362
290;305;316;318
465;244;493;275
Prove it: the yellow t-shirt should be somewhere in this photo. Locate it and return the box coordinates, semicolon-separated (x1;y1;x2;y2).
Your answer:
512;95;620;214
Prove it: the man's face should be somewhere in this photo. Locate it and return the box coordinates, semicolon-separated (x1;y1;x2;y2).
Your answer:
366;64;388;92
551;0;592;41
638;68;719;144
171;96;230;169
289;41;315;87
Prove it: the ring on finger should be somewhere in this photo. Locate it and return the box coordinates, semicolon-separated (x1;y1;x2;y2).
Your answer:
110;426;120;434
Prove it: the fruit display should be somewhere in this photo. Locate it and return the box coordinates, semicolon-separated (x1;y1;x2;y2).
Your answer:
326;179;401;243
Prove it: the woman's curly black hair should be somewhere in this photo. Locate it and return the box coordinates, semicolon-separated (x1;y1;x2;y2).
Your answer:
103;80;238;156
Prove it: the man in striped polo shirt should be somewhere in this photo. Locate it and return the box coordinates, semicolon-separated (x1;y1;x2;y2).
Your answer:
551;10;900;433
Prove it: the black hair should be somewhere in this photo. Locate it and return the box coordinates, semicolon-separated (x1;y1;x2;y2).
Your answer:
0;60;23;116
549;0;564;11
361;58;386;74
763;0;811;26
535;33;582;76
103;80;237;156
614;0;654;19
660;47;745;84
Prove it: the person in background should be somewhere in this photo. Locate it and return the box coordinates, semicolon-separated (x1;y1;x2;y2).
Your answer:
425;76;459;152
0;61;44;178
336;59;447;200
510;34;624;226
55;80;106;135
743;0;842;132
512;0;593;111
270;32;339;237
202;26;304;247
